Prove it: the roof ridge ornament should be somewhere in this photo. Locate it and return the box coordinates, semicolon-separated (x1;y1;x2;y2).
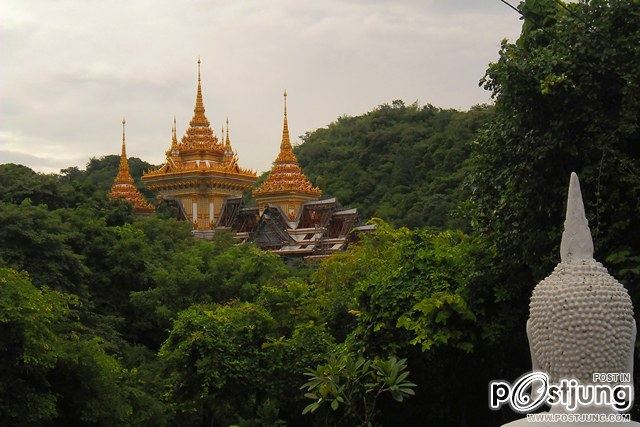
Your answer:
560;172;594;262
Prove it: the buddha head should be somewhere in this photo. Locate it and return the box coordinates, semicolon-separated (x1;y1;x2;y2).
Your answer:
527;173;636;384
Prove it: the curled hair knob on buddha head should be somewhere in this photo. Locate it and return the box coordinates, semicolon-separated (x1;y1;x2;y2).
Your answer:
560;172;594;263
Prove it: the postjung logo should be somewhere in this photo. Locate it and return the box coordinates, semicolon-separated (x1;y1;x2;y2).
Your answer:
489;372;633;413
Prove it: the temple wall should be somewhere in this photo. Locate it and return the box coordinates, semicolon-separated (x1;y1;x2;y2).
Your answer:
178;192;238;230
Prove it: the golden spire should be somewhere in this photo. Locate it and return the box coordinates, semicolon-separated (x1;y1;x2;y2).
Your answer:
193;57;206;123
180;57;221;150
225;117;231;147
171;116;178;150
117;117;132;183
142;60;257;184
253;92;321;198
274;90;296;163
110;119;154;213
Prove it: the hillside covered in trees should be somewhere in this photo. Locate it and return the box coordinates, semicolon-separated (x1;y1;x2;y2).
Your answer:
296;101;492;229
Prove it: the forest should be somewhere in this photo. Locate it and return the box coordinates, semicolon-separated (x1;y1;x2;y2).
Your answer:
1;1;639;426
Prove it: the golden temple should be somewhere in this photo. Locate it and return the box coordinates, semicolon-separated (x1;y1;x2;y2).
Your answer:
109;58;367;257
253;91;321;220
109;118;154;214
141;59;257;232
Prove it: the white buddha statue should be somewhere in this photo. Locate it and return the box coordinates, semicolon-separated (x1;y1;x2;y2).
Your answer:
504;173;638;426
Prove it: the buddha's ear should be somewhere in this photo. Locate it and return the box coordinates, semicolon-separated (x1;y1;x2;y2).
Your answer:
526;319;539;372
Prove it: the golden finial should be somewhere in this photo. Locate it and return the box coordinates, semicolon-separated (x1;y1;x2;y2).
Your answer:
225;117;231;147
283;90;288;117
171;116;178;149
192;58;207;122
121;117;127;157
281;90;291;150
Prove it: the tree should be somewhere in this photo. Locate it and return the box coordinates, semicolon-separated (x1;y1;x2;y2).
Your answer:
0;163;80;209
0;268;163;426
0;268;72;424
311;220;504;425
130;237;290;349
301;350;416;426
159;302;278;425
0;201;90;295
470;0;640;289
61;155;158;200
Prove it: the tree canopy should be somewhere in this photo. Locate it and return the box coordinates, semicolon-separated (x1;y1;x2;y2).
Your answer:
296;101;492;229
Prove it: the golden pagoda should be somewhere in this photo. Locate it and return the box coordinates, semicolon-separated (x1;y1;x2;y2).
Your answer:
253;91;321;220
109;118;155;214
142;59;257;232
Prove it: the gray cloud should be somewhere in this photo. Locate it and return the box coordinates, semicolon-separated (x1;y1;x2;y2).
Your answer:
2;0;522;174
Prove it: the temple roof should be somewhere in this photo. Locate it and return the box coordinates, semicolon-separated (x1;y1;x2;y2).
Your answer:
109;119;154;214
142;60;256;181
253;91;321;198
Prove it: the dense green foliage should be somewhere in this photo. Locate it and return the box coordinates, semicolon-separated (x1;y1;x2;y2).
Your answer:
296;101;493;229
0;160;493;424
0;268;157;425
471;0;640;287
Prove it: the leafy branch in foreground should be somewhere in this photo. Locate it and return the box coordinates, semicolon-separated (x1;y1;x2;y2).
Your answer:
301;351;416;426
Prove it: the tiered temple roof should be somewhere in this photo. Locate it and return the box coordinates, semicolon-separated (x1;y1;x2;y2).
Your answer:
253;92;321;198
109;119;154;214
143;59;256;180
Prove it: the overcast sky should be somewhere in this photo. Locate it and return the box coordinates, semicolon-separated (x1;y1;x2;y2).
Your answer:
2;0;522;174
